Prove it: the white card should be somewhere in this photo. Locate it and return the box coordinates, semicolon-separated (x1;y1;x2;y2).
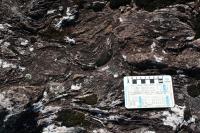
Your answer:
124;75;175;109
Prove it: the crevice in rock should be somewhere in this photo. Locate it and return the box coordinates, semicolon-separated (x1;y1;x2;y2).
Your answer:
131;60;169;70
0;105;43;133
193;13;200;39
129;61;200;79
187;83;200;97
0;88;46;133
134;0;194;12
184;68;200;79
109;0;132;9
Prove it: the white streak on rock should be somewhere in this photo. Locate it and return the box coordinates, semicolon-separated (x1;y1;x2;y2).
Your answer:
113;73;119;78
153;30;159;33
0;93;13;111
98;65;118;78
186;36;194;41
122;54;127;61
43;125;85;133
119;17;123;23
93;128;111;133
111;99;122;107
0;59;17;68
162;50;167;54
0;24;4;29
162;105;195;130
144;131;156;133
20;39;29;46
19;66;26;71
99;65;110;72
49;83;65;95
108;115;122;121
154;55;163;62
47;10;56;14
0;23;12;30
33;101;44;112
29;47;34;51
106;37;111;46
55;7;75;29
151;42;156;52
71;83;82;91
3;42;10;47
4;23;12;27
0;40;3;44
42;124;69;133
64;36;75;44
156;36;165;40
162;105;185;130
38;106;61;125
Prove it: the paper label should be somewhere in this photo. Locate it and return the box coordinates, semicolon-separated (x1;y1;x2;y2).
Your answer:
124;75;175;109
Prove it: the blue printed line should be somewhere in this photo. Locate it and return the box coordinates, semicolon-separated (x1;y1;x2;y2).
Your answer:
162;84;167;94
165;95;170;106
138;96;142;108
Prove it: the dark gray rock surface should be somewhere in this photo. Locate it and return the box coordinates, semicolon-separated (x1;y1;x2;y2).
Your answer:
1;0;200;132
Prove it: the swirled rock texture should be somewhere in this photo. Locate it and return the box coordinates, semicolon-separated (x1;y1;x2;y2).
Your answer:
1;0;200;132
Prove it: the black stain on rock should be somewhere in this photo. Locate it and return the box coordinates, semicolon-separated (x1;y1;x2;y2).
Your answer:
134;0;194;11
56;109;90;127
187;83;200;97
0;106;42;133
110;0;132;9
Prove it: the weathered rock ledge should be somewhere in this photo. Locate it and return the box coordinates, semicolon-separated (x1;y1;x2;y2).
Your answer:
1;0;200;132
